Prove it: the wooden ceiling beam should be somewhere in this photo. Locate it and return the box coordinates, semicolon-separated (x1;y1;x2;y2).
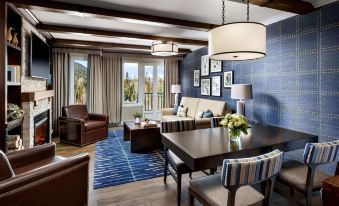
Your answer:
8;0;217;31
37;23;208;46
50;39;191;54
249;0;314;14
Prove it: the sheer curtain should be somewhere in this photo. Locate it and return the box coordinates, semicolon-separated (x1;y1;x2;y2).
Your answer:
88;55;122;123
164;59;179;108
52;52;69;131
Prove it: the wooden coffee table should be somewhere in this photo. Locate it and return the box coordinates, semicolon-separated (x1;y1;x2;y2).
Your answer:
123;121;162;153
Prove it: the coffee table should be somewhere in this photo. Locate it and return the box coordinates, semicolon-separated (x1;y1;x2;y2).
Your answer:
123;121;162;153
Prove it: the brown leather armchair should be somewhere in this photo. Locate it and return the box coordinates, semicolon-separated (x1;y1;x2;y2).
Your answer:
59;104;108;146
0;143;89;206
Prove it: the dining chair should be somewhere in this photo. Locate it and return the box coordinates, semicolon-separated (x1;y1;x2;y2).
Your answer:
188;149;284;206
276;140;339;206
210;117;224;128
161;119;196;206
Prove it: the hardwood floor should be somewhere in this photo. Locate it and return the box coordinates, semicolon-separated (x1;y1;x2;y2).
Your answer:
55;132;298;206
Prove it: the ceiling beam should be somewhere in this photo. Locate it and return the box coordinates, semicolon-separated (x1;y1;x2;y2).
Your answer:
8;0;217;31
37;23;208;46
50;39;191;53
249;0;314;14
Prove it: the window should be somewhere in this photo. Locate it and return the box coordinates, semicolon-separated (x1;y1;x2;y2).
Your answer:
69;55;88;104
123;62;139;104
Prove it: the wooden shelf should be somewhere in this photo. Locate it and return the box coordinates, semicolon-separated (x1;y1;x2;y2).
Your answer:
22;90;54;102
6;42;21;51
6;118;23;130
7;82;21;86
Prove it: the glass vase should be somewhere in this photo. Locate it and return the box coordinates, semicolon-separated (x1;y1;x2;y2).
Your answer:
228;128;241;141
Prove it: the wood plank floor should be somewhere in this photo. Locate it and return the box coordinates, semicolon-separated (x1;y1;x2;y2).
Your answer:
55;134;300;206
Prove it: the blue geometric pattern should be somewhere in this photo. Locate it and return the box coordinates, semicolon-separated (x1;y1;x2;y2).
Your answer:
179;2;339;175
93;129;165;189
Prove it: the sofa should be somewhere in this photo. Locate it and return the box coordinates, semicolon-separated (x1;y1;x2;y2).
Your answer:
0;143;89;206
59;104;108;146
161;97;231;129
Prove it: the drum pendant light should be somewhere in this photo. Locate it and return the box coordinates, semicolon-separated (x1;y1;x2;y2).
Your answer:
208;0;266;61
151;42;178;56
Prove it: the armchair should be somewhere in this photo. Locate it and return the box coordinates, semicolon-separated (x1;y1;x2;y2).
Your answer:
0;143;89;206
59;104;108;146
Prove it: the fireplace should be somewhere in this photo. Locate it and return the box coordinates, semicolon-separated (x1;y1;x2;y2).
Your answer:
34;110;50;146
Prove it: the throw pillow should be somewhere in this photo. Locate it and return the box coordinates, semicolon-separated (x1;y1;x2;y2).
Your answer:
177;106;188;117
173;105;179;115
196;111;204;119
202;109;214;118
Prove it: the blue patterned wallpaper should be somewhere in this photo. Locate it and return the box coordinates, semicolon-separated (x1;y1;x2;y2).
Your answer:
179;2;339;174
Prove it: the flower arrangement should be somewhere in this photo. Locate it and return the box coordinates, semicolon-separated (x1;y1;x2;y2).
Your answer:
7;103;23;121
133;112;142;119
220;113;249;141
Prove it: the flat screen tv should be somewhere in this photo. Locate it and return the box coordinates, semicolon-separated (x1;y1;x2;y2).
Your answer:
30;33;50;79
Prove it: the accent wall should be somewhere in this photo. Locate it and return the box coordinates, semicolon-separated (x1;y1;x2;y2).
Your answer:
179;2;339;174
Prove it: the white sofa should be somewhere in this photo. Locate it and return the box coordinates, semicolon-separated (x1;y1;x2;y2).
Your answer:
161;97;231;129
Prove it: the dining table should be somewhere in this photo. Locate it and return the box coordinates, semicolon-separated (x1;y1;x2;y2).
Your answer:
161;123;318;171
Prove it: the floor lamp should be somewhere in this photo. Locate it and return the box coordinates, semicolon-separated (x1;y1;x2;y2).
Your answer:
231;84;253;116
171;84;181;106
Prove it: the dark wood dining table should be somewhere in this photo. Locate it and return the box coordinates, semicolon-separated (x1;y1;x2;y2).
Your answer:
161;123;318;171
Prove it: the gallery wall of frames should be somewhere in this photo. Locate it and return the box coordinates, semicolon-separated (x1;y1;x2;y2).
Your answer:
179;1;339;175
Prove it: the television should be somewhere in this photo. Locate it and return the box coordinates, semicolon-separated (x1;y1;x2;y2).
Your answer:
30;33;50;79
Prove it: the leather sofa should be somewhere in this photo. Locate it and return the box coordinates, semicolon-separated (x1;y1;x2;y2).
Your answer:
161;97;231;129
0;143;89;206
59;104;108;146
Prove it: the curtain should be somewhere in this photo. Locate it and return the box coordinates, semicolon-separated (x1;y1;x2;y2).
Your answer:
88;55;122;123
52;52;69;131
88;55;103;113
164;59;179;108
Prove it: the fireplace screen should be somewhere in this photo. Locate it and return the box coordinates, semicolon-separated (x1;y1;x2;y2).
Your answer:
34;110;50;146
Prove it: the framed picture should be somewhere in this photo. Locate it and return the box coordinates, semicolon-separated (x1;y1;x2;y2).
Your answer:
193;69;200;87
201;55;210;76
210;60;222;73
224;71;234;88
212;76;221;97
201;78;211;96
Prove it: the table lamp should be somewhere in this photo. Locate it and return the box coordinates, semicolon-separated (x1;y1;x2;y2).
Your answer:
171;84;181;106
231;84;253;116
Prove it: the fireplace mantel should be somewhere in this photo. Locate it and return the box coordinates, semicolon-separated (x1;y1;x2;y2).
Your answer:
22;90;54;102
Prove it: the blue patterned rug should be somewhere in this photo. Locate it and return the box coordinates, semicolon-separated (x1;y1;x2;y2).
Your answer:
93;129;166;189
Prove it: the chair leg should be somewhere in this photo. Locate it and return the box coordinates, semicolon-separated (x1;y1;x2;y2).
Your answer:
188;188;194;206
263;177;276;206
177;173;182;206
164;148;168;184
189;172;192;179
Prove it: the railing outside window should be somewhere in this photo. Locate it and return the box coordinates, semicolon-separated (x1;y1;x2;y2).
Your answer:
144;92;164;111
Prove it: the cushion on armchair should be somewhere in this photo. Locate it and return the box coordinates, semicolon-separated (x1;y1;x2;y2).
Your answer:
84;120;107;131
0;151;15;182
62;104;89;120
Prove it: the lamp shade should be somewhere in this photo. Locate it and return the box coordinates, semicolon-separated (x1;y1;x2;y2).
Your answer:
171;84;181;94
231;84;253;100
151;42;178;56
208;22;266;61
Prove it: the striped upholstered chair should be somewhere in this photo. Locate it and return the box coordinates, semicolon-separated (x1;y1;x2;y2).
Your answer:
188;149;284;206
276;140;339;206
210;117;224;128
161;120;196;206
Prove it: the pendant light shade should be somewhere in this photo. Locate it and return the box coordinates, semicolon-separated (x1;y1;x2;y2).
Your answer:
151;42;178;56
209;22;266;61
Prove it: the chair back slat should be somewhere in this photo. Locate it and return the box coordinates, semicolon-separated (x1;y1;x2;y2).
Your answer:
211;117;224;128
161;120;196;133
303;140;339;165
221;149;284;187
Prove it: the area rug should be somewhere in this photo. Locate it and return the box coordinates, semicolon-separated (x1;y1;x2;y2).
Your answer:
93;129;166;189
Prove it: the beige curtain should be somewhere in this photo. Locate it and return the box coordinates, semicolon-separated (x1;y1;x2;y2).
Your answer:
52;52;69;131
102;56;122;123
164;59;179;108
88;55;103;113
88;55;122;123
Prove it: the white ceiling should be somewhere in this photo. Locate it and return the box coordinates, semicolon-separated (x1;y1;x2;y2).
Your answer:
27;0;334;51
